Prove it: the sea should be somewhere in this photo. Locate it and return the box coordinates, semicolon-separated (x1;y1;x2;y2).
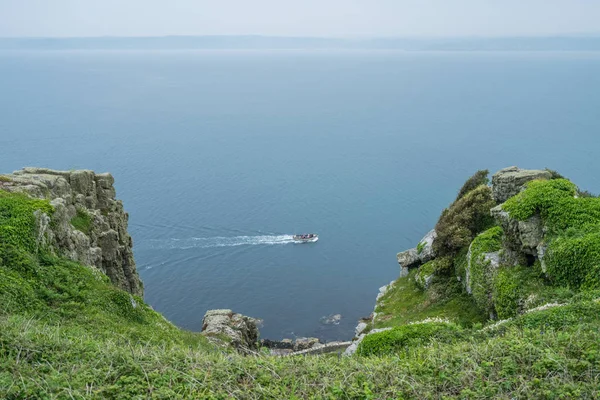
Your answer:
1;50;599;341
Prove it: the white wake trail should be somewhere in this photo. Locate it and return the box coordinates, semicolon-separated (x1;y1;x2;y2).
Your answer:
140;235;298;250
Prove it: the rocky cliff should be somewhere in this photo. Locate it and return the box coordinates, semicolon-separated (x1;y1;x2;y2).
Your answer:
349;166;600;354
0;167;142;296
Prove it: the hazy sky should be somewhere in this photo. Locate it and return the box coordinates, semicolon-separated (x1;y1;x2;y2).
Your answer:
1;0;599;38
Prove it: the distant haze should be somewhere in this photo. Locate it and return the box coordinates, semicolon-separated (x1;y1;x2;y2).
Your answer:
1;0;600;38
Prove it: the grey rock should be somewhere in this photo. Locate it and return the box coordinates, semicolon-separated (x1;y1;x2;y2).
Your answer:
201;309;259;352
293;337;321;351
417;229;437;263
355;322;368;337
1;167;143;296
491;166;551;204
397;229;438;275
492;204;546;266
397;248;420;270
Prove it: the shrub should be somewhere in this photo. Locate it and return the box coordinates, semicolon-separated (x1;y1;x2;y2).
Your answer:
433;185;496;257
0;175;12;182
358;322;462;356
546;232;600;289
455;170;489;201
544;168;566;180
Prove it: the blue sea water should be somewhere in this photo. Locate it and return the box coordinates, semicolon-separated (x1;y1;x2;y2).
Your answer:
1;50;599;341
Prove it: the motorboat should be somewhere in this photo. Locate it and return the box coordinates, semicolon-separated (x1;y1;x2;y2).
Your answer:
293;234;318;243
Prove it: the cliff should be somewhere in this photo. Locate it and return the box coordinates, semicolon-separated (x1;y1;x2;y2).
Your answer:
0;167;142;296
1;165;600;398
353;166;600;357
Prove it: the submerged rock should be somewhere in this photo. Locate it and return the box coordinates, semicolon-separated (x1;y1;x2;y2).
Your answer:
320;314;342;325
201;309;259;352
491;166;551;204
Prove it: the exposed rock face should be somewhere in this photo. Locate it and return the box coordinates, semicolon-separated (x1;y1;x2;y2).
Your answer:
491;204;546;267
397;229;437;276
491;166;551;204
201;309;259;352
1;167;142;296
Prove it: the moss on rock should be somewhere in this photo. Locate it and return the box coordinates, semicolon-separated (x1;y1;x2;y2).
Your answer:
467;226;503;314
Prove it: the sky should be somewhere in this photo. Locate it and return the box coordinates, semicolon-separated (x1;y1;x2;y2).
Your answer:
0;0;599;38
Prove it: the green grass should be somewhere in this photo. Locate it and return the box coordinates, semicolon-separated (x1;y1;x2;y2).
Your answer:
0;191;53;252
0;175;12;182
416;240;426;254
358;321;463;356
71;208;93;235
374;269;487;329
2;302;600;398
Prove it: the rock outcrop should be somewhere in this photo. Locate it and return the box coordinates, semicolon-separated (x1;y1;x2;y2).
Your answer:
201;309;259;352
491;166;551;204
0;167;142;296
491;204;546;268
397;229;437;276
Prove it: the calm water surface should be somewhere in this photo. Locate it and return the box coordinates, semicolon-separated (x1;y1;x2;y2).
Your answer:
1;50;599;340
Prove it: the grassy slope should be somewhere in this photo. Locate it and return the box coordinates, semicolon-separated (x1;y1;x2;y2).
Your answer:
373;269;487;330
2;182;600;398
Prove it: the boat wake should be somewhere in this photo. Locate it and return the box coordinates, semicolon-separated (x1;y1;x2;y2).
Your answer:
138;235;300;250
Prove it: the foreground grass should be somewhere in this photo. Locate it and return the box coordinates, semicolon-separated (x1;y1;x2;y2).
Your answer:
2;303;600;399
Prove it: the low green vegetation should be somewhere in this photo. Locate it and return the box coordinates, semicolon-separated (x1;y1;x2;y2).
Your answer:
358;321;462;356
415;257;452;289
374;269;487;329
492;264;574;320
0;191;53;252
71;208;93;235
2;300;600;398
0;175;12;182
468;226;503;313
503;178;600;289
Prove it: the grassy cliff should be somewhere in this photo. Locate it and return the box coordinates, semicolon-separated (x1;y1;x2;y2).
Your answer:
1;171;600;398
